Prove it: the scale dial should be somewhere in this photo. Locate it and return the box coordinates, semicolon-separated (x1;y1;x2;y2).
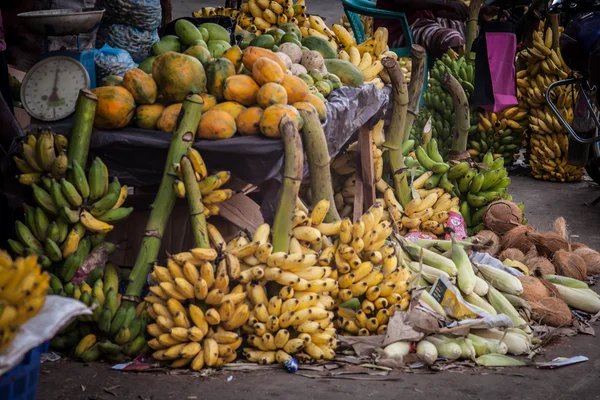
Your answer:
20;56;90;121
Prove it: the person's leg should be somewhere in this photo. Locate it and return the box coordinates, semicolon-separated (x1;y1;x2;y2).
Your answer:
0;50;13;114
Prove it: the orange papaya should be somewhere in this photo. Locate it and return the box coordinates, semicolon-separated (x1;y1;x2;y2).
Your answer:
156;103;183;133
135;104;165;130
260;104;303;138
223;75;260;106
206;58;236;101
123;68;158;105
197;110;237;140
257;82;288;108
91;86;136;130
236;107;264;136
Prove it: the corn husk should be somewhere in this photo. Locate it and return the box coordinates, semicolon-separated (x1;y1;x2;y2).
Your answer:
501;292;531;310
425;336;462;360
408;261;451;284
383;341;411;358
475;354;526;367
471;328;532;355
554;284;600;313
416;339;438;365
552;250;587;280
419;290;447;317
468;333;508;356
573;247;600;275
464;292;497;315
499;248;525;263
476;263;523;295
487;285;530;331
543;274;588;289
474;275;489;296
529;297;573;327
432;335;476;360
500;225;535;253
414;239;474;251
401;239;458;276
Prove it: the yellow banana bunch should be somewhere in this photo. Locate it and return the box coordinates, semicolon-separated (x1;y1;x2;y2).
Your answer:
231;0;310;35
193;7;240;19
14;128;69;184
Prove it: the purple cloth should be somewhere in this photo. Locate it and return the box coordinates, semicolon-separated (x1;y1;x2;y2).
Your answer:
481;32;518;112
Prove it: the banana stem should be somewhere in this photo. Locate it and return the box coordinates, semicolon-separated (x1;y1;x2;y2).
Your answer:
272;115;303;254
298;108;340;223
181;155;209;249
67;90;97;169
403;45;427;144
126;94;204;298
381;57;411;207
465;0;483;57
441;72;471;159
548;14;560;50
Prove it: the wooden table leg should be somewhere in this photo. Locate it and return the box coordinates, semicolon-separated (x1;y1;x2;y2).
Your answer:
161;0;173;26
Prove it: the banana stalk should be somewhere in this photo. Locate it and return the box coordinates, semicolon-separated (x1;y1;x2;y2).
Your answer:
440;72;470;158
465;0;484;57
548;14;559;50
403;45;427;144
181;155;209;249
126;94;204;298
67;90;97;169
381;57;411;207
272;115;304;253
298;108;340;223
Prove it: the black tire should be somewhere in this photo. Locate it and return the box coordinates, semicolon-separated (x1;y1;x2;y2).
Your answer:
585;143;600;184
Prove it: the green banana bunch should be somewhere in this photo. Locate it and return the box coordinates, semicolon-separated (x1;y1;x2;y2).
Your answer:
14;129;69;185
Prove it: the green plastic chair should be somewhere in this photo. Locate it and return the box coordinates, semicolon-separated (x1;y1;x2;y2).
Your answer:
340;0;427;103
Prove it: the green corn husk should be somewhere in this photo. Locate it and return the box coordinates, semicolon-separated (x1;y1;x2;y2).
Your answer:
416;339;438;365
413;239;474;251
475;354;526;367
419;290;447;317
425;336;462;360
474;275;489;296
501;292;532;310
476;263;523;295
464;292;497;315
471;328;532;355
401;239;458;276
468;333;508;356
487;285;530;332
452;234;476;295
543;274;589;289
432;335;476;360
408;261;451;284
554;284;600;313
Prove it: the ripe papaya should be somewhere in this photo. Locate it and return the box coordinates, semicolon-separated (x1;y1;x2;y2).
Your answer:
260;104;303;138
206;58;236;101
280;74;311;104
200;93;218;111
91;87;136;130
135;104;165;130
223;75;260;106
323;59;364;87
222;45;243;72
157;103;183;133
257;82;288;108
242;46;287;72
305;94;327;122
236;107;264;136
123;68;158;105
212;101;247;119
101;75;123;87
252;57;284;86
152;52;206;103
197;110;237;140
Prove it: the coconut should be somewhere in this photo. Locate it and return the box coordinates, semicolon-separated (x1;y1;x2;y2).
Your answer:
474;230;501;256
526;231;570;257
500;224;535;253
523;247;539;264
573;247;600;275
483;200;523;235
529;297;573;327
517;275;558;302
552;249;587;280
499;248;525;262
527;256;556;275
570;242;588;251
552;217;568;241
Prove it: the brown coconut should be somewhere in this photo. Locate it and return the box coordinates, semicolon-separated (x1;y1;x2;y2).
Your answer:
483;200;523;235
570;242;588;251
498;248;525;263
527;256;556;275
573;247;600;275
474;230;501;256
552;249;587;280
526;230;570;257
552;216;568;241
523;247;539;264
500;224;535;253
529;297;573;327
518;275;558;302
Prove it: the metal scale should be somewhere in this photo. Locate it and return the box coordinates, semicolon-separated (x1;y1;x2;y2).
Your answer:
17;7;104;121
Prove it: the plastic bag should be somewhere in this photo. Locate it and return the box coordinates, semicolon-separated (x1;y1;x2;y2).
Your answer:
98;24;159;63
101;0;162;31
94;44;137;84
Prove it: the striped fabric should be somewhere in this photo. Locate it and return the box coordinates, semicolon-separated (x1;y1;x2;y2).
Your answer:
390;18;466;57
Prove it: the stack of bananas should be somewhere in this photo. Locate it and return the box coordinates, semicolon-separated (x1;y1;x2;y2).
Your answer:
517;26;581;182
237;0;309;36
331;204;411;336
144;245;251;369
13;128;69;186
471;108;528;166
172;148;233;218
193;6;241;19
11;153;131;280
336;26;411;88
0;253;49;353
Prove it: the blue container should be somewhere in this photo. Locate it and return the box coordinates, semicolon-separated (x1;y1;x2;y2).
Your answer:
0;341;48;400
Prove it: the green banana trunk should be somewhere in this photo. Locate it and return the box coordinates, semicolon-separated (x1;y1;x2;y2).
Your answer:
272;115;304;253
181;155;209;248
441;72;471;158
403;45;427;144
126;94;204;299
67;90;97;170
465;0;484;57
298;108;340;223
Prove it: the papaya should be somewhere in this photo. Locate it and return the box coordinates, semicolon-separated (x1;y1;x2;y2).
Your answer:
280;74;311;104
252;57;284;86
223;75;260;106
122;68;158;105
100;75;123;87
200;93;218;111
301;36;337;59
91;87;136;130
257;82;288;109
184;45;212;67
239;33;256;50
206;58;236;101
211;101;247;119
222;45;243;72
236;107;264;136
175;19;203;45
198;23;230;42
156;103;183;133
260;104;303;138
305;93;327;122
292;101;317;116
152;36;182;55
242;47;287;72
138;57;156;74
208;41;231;58
323;59;364;87
135;104;165;130
152;52;206;103
197;110;237;139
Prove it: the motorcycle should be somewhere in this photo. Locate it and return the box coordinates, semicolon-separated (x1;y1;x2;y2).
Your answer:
545;1;600;194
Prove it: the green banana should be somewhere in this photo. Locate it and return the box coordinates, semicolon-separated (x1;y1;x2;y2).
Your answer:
89;158;109;200
56;219;69;244
15;220;44;254
114;326;132;345
460;201;471;226
121;336;147;357
426;139;444;163
86;267;105;286
63;282;75;296
90;192;119;217
481;169;502;191
447;161;470;179
49;273;63;294
34;207;49;242
80;343;101;362
404;156;421;169
105;352;129;363
99;307;114;334
89;232;107;248
60;178;83;208
45;238;63;262
467;192;488;208
424;173;443;190
401;140;415;156
32;184;58;215
71;160;90;200
415;146;437;170
23;204;40;240
108;177;121;195
98;341;122;356
91;295;103;322
109;307;128;336
458;169;476;193
46;222;60;244
41;175;53;191
127;317;145;341
39;255;52;269
104;288;119;317
61;252;83;282
79;291;92;306
489;177;511;191
489;157;505;170
98;158;110;195
60;205;81;224
469;173;485;194
479;190;502;203
96;207;134;223
471;206;487;226
35;130;56;171
7;239;25;255
439;173;454;192
103;264;120;295
50;179;71;210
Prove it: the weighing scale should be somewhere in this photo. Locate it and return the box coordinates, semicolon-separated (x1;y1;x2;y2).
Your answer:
17;8;104;121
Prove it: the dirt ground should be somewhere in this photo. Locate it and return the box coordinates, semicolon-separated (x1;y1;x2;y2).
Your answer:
36;175;600;400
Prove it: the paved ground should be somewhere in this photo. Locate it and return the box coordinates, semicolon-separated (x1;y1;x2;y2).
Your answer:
37;175;600;400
